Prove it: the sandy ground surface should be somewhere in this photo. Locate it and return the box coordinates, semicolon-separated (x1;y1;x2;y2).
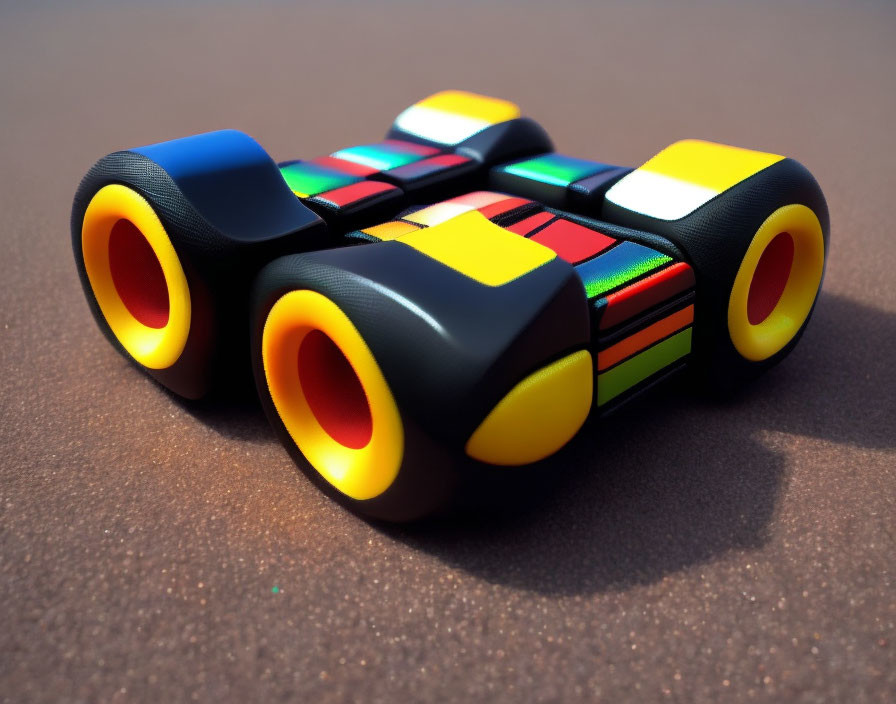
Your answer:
1;2;894;702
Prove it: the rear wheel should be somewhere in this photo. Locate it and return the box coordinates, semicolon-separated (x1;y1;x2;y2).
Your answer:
72;129;323;399
727;204;825;363
602;141;830;391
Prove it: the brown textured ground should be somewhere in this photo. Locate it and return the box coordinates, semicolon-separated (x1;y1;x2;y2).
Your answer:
1;1;894;702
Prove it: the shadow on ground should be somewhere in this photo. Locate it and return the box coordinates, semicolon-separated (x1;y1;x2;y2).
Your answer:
179;292;895;595
383;292;895;594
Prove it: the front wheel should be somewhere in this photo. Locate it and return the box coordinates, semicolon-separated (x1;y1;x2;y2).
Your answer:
250;214;592;521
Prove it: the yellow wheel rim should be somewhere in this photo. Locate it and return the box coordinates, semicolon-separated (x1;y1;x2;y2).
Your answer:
81;184;191;370
262;290;403;501
728;204;824;362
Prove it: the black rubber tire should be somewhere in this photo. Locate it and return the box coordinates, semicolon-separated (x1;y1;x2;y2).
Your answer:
602;158;830;393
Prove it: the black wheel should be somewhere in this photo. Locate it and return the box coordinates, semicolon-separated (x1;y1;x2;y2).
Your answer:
71;130;324;398
250;214;592;522
602;140;829;392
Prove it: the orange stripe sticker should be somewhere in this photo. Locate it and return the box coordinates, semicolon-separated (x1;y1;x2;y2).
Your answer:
597;305;695;371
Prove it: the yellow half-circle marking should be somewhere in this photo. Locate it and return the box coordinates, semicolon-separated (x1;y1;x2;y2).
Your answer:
466;350;593;466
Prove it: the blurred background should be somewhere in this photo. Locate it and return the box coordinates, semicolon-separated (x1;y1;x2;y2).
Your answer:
1;1;894;702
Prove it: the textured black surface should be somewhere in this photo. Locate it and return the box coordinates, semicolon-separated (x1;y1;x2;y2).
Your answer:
249;240;589;520
71;146;328;398
602;158;830;391
1;2;894;703
487;160;631;214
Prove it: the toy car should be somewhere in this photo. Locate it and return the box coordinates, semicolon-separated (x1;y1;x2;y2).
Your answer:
71;91;829;521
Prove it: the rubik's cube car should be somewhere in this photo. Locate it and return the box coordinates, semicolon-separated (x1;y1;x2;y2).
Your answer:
72;92;829;521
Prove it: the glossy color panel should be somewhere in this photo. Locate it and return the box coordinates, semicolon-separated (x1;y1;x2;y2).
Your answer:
640;139;783;192
310;155;379;177
596;328;692;406
310;180;398;209
477;196;533;220
331;140;436;171
596;262;696;330
360;220;421;241
444;191;513;209
133;129;322;246
603;169;717;221
279;161;361;197
379;139;441;156
498;153;613;188
398;211;555;287
392;90;520;145
575;241;673;299
385;154;471;180
505;211;554;236
605;139;783;221
403;201;474;227
529;219;616;264
597;305;695;371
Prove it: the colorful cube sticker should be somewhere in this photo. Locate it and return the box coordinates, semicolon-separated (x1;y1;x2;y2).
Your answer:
498;154;615;188
393;91;521;146
606;140;783;221
280;162;361;198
